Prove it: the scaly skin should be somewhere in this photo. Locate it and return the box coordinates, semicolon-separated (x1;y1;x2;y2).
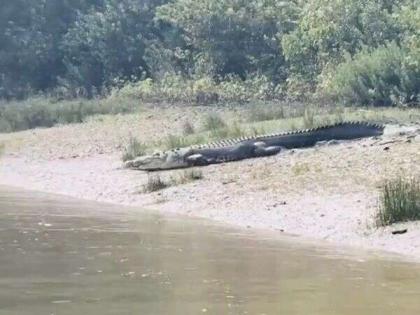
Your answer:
125;121;384;171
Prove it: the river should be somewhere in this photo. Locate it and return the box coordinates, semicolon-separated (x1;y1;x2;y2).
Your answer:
1;187;420;315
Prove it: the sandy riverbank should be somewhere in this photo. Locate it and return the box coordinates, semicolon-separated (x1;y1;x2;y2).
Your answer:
1;107;420;260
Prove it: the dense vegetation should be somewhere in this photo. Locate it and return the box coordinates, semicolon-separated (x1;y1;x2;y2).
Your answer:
0;0;419;130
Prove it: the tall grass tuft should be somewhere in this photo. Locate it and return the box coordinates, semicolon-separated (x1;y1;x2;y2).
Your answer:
142;169;203;193
122;136;147;162
162;133;206;150
0;142;4;156
203;112;227;131
377;177;420;226
165;134;187;149
172;169;204;184
182;120;195;135
210;122;246;140
143;175;169;193
303;107;315;128
247;103;285;122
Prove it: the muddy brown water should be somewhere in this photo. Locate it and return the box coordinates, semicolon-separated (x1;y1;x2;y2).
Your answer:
1;187;420;315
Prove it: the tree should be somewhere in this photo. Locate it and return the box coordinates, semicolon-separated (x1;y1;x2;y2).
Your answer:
282;0;403;82
61;0;167;96
0;0;102;99
156;0;300;82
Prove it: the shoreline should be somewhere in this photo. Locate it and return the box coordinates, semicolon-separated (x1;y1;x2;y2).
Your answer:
0;107;419;262
1;126;420;262
1;182;417;266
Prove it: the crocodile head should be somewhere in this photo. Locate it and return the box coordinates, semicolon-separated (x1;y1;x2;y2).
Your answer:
124;148;192;171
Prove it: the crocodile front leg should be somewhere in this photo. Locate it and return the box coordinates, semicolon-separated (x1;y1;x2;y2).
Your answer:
185;153;212;166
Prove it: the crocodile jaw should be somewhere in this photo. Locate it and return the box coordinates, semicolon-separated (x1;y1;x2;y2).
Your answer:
125;149;190;171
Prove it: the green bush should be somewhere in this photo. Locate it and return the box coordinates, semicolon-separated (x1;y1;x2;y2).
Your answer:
377;177;420;226
113;74;284;105
322;43;420;106
282;0;403;82
156;0;297;81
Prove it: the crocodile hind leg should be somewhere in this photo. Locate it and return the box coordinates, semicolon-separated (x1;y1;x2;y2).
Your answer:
253;142;283;157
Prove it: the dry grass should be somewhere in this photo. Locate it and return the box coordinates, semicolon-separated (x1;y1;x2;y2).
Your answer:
0;142;4;157
202;112;227;131
122;136;147;162
171;169;204;184
143;175;169;192
246;102;285;122
142;169;204;193
182;120;195;135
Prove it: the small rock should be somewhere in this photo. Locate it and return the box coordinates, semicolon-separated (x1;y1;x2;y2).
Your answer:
327;140;341;146
271;201;286;207
383;146;390;151
392;229;407;235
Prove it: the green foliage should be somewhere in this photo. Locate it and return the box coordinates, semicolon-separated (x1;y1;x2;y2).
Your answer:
1;0;419;112
377;177;420;226
114;74;283;104
0;0;103;99
322;43;420;106
282;0;402;81
156;0;299;80
61;0;166;96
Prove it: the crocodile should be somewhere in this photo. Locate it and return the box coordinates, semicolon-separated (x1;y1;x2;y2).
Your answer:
125;121;384;171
